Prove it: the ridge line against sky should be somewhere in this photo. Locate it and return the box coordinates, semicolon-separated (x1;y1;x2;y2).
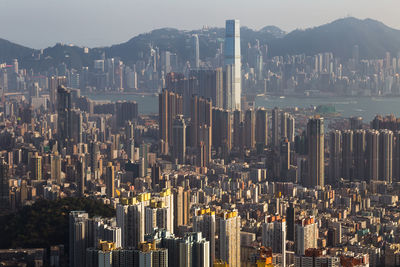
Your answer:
0;0;400;49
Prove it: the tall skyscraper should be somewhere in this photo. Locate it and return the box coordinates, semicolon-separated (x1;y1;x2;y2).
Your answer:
219;210;240;267
192;34;200;69
0;158;9;210
224;19;241;111
329;130;341;185
106;162;115;198
366;130;379;181
172;115;186;164
69;211;89;267
305;117;325;188
342;130;353;180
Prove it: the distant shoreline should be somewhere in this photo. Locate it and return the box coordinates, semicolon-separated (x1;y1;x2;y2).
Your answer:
82;91;158;97
82;91;400;100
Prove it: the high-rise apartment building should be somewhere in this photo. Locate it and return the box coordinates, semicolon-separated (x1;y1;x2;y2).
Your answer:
165;72;197;117
106;162;115;198
379;129;393;183
262;215;286;267
173;186;191;232
159;89;183;155
280;138;291;180
77;156;85;197
394;131;400;181
116;193;151;248
161;232;209;267
295;217;318;256
190;95;212;167
224;19;241;111
272;107;280;149
0;158;9;210
255;108;268;148
193;208;216;265
88;241;168;267
353;130;366;180
342;130;353;180
366;130;379;181
244;109;255;149
233;110;242;149
350;116;363;130
57;85;72;147
212;108;232;155
51;152;62;184
192;34;200;69
287;114;295;143
329;130;341;185
281;112;289;139
172;115;186;164
116;101;139;128
286;204;296;242
69;211;89;267
31;152;42;180
305;117;325;188
219;210;240;267
190;69;224;109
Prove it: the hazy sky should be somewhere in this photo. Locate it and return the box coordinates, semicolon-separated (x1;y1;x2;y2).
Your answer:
1;0;399;49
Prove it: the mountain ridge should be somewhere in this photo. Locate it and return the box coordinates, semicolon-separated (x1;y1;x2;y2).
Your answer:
1;17;400;70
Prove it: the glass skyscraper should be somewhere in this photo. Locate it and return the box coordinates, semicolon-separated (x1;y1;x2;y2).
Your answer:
224;19;241;111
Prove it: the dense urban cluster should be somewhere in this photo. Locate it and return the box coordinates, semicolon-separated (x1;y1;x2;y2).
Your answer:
1;19;400;267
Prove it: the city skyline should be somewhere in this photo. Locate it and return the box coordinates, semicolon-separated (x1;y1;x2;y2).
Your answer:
1;0;400;48
2;2;400;266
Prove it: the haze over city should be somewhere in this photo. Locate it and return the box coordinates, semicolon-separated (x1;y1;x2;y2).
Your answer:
3;1;400;267
1;0;400;48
